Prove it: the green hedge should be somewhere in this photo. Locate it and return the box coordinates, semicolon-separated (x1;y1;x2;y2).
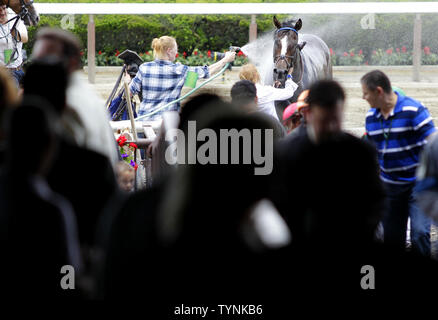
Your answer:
24;14;285;56
23;10;438;65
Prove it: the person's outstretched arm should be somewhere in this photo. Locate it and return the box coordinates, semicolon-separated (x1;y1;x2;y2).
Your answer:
208;51;236;76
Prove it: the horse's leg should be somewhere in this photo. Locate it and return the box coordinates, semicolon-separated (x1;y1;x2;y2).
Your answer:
322;47;333;80
326;54;333;80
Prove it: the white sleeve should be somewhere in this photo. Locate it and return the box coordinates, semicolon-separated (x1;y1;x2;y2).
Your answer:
262;79;298;102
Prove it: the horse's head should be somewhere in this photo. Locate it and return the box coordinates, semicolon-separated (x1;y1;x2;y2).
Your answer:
5;0;39;26
273;16;302;88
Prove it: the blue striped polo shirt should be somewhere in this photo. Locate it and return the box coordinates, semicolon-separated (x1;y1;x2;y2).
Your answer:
365;91;436;184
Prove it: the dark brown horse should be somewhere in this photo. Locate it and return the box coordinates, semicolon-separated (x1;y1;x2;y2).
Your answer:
1;0;39;26
272;16;332;115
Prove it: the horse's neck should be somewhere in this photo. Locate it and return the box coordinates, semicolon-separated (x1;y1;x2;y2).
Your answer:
292;50;303;84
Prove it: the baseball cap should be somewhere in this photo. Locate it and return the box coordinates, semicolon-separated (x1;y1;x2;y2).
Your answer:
282;102;299;123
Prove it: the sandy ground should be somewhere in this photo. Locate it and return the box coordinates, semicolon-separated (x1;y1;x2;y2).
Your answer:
85;65;438;136
87;66;438;259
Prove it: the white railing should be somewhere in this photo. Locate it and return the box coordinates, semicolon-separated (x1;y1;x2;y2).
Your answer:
34;2;438;15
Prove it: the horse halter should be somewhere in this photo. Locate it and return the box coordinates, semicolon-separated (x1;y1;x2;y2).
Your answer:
274;54;294;72
276;27;299;36
6;0;33;20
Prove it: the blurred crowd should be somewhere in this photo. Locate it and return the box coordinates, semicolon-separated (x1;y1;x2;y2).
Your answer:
1;28;438;304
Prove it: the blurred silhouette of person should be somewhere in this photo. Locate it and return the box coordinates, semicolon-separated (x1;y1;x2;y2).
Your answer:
156;101;288;301
31;27;119;167
22;56;84;145
0;66;18;164
22;58;118;250
0;98;81;298
269;80;390;290
270;80;438;294
273;80;384;245
230;79;258;113
101;97;288;301
100;94;223;299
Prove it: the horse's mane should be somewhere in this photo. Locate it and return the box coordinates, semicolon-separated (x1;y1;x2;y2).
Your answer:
281;18;299;28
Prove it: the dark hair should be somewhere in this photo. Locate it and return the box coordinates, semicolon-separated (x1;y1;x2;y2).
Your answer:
5;97;58;173
36;28;82;68
306;80;345;109
361;70;392;94
179;93;222;131
231;80;257;105
23;57;69;114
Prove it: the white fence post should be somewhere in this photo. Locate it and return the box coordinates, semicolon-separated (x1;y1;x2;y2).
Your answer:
249;14;257;42
87;14;96;84
413;13;422;82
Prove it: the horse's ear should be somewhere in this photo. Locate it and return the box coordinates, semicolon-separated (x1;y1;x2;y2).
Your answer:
294;19;303;31
273;16;282;29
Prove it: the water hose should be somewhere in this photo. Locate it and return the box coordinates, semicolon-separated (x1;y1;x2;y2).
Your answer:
135;62;230;121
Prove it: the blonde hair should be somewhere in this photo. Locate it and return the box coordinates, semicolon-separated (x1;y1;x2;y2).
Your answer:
151;36;177;59
116;160;135;175
239;64;261;84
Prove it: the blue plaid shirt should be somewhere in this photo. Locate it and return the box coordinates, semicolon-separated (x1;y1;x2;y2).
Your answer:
129;59;209;120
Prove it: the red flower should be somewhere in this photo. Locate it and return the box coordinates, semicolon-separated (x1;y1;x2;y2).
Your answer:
237;51;243;56
359;49;363;55
115;49;120;57
343;52;348;57
98;50;102;55
183;51;187;58
80;51;84;56
146;51;150;55
424;46;431;55
176;53;179;58
350;52;355;57
194;50;198;56
396;48;400;53
329;48;334;55
129;142;138;149
386;48;393;55
402;46;407;53
134;163;138;171
117;135;127;146
207;50;211;58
